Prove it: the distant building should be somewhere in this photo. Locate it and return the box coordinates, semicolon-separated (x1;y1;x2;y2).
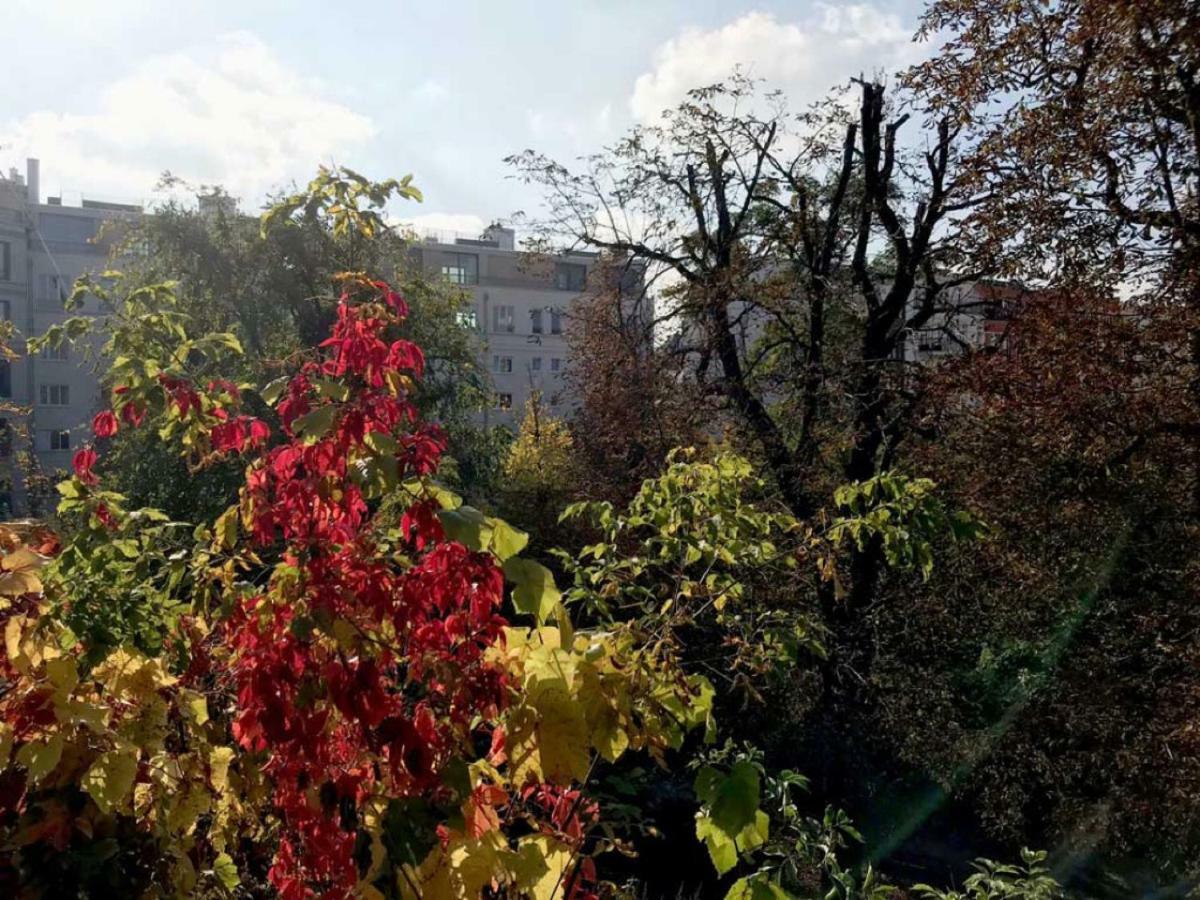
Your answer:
0;158;139;511
899;281;1024;363
407;225;604;428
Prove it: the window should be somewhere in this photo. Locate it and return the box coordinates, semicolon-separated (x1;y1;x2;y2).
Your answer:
531;357;542;372
0;420;10;459
496;392;513;411
37;274;67;308
492;355;513;374
530;308;543;334
456;309;478;330
0;241;10;281
550;309;563;335
441;252;479;286
0;362;10;400
40;340;69;361
492;305;515;333
38;213;97;244
555;262;587;291
48;430;71;451
40;384;70;406
550;358;562;373
0;300;10;322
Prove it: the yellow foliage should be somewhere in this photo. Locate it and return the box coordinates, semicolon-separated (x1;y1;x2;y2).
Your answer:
0;585;247;887
502;393;576;493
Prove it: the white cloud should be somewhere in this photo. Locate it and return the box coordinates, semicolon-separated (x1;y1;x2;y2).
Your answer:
630;6;921;123
1;32;375;205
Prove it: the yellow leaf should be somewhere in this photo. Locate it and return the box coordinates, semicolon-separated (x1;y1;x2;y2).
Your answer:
213;505;239;551
45;657;79;700
518;835;574;900
332;617;359;651
93;648;178;700
530;682;590;784
0;547;44;596
0;722;13;768
119;695;170;750
4;616;37;674
208;746;235;793
59;698;110;732
4;616;21;663
16;733;63;783
578;666;629;763
165;781;211;834
183;692;209;726
82;748;139;815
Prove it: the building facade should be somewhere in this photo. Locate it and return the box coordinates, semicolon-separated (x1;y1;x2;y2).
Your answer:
408;226;599;428
899;280;1022;364
0;159;139;511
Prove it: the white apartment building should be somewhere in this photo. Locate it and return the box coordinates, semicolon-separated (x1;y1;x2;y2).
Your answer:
408;226;600;428
899;281;1020;363
0;158;139;512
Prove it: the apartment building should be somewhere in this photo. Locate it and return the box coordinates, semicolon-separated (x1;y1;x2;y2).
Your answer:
0;158;139;511
408;225;600;428
899;281;1023;363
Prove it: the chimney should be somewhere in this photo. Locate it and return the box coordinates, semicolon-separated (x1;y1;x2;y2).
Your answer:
26;158;39;206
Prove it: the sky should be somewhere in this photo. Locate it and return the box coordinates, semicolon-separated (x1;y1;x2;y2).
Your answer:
2;0;933;237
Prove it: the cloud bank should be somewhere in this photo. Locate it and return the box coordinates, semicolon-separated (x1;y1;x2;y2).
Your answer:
2;32;375;206
630;6;922;123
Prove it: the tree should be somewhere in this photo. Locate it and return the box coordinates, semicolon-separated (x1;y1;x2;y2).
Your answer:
509;75;989;800
101;168;503;521
496;392;579;550
562;253;702;504
910;0;1200;502
866;285;1200;884
0;174;714;900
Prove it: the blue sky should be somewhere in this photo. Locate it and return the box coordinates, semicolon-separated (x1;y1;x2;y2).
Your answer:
3;0;930;234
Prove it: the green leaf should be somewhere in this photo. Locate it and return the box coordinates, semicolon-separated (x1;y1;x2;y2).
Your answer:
699;760;760;835
213;506;239;551
212;852;240;890
292;404;338;440
490;518;529;561
364;430;398;456
381;797;440;868
725;875;793;900
503;557;561;623
313;378;351;402
437;505;491;551
260;376;290;406
112;539;140;559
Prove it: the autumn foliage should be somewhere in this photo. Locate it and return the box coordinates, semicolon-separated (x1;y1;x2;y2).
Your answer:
0;269;711;899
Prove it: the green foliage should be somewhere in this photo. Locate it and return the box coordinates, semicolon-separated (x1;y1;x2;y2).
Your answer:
827;472;986;582
691;744;896;900
559;447;826;691
913;850;1063;900
259;164;422;241
32;274;257;663
48;489;198;666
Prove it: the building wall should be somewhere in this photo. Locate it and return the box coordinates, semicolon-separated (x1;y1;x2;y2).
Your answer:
0;161;138;511
411;230;595;429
